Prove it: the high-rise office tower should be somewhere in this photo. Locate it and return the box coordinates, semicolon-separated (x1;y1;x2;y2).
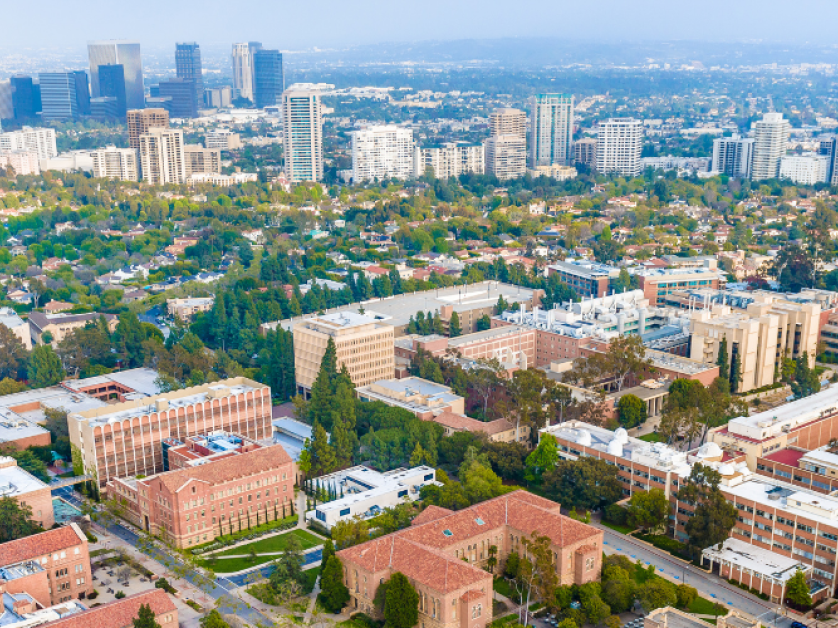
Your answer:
88;41;143;109
283;89;323;182
91;146;139;181
139;128;186;185
751;113;790;180
253;50;284;108
175;43;203;103
127;108;169;150
38;71;89;120
485;107;526;180
351;125;414;182
204;87;232;109
0;83;12;127
157;78;198;118
10;76;40;120
529;94;574;167
712;135;754;179
232;42;261;102
595;118;644;177
97;64;127;118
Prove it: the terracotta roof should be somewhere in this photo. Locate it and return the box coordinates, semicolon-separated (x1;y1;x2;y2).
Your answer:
339;491;597;595
431;411;514;436
43;589;176;628
140;443;293;494
460;589;484;602
0;525;85;567
338;535;489;593
411;505;454;526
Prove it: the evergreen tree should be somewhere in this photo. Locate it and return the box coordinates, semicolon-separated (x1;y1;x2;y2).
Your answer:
331;414;353;469
409;442;425;467
730;351;742;393
115;311;145;367
716;336;729;381
309;338;339;429
310;422;336;476
449;311;462;337
792;352;820;399
415;312;426;334
384;572;419;628
318;556;350;613
28;345;64;388
320;539;336;577
132;604;162;628
407;315;418;334
432;312;444;335
496;295;509;314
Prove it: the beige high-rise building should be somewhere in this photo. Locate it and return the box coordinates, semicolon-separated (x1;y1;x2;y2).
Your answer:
484;135;527;180
139;128;186;185
689;296;820;393
91;146;138;181
184;145;221;177
489;108;526;138
127;108;169;150
292;311;395;392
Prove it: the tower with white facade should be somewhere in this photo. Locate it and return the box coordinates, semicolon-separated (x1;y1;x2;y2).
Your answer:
596;118;644;177
751;113;790;180
283;89;323;182
530;93;574;168
352;125;414;182
712;135;754;179
139;128;186;185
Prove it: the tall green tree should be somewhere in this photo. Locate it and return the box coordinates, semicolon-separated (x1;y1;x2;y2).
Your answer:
617;394;647;428
716;336;729;383
0;496;42;543
28;344;64;388
449;311;462;337
320;539;336;577
679;464;738;558
308;422;336;476
0;324;28;380
785;569;812;607
383;572;419;628
626;488;669;534
132;604;161;628
318;556;350;613
792;353;820;399
524;433;559;484
115;311;145;367
542;457;622;511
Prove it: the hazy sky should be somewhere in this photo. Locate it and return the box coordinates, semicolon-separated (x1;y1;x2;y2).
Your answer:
5;0;838;50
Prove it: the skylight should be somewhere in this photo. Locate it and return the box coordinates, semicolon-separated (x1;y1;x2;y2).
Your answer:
475;517;485;525
443;529;453;536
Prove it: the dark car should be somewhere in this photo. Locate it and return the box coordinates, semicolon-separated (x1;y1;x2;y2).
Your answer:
792;622;808;628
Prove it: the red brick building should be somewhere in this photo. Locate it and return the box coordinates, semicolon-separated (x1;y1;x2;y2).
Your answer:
108;442;295;548
0;524;93;606
338;491;603;627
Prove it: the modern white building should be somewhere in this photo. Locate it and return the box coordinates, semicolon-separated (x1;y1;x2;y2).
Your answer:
751;113;790;180
306;465;438;529
712;135;755;179
596;118;644;177
530;93;574;168
414;143;484;179
188;172;257;186
779;153;830;186
0;127;58;160
139;128;186;185
351;125;414;182
283;89;323;182
0;151;40;176
91;146;138;181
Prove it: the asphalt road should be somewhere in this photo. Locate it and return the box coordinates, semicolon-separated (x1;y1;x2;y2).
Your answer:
54;487;275;626
599;526;796;628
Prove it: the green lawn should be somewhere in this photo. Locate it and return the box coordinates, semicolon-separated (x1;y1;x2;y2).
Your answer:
638;432;664;443
600;520;636;535
493;577;519;602
215;529;321;557
201;554;275;573
688;596;728;616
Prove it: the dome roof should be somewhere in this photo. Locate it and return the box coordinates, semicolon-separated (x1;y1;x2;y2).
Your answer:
697;442;722;458
719;463;736;476
614;427;629;443
607;440;624;456
576;430;592;447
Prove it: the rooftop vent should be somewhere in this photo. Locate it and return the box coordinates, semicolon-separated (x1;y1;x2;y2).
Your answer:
443;529;453;537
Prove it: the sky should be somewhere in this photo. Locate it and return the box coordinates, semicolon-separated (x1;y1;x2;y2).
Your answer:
5;0;838;51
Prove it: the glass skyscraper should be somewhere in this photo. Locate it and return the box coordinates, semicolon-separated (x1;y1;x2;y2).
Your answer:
98;64;127;118
253;50;283;108
175;43;203;103
88;40;144;109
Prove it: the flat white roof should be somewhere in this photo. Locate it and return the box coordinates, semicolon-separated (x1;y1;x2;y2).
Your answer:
702;537;809;584
0;460;48;497
726;384;838;441
723;476;838;526
313;465;435;513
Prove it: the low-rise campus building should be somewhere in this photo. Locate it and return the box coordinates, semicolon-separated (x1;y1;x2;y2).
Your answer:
0;456;56;528
338;491;603;626
41;589;177;628
107;436;295;548
0;524;92;605
356;377;465;419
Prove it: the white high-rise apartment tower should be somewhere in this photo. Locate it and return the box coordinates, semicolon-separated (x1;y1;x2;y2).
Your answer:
712;135;754;179
414;143;484;179
0;127;57;160
485;107;527;180
530;94;574;167
596;118;644;177
283;89;323;182
751;113;790;180
91;146;138;181
351;125;414;182
138;128;186;185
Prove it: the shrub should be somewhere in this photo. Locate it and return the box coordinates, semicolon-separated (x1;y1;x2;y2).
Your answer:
115;591;126;599
604;504;627;526
87;590;99;600
155;577;177;594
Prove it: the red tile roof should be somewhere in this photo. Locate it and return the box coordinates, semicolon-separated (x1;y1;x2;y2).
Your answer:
763;448;806;468
43;589;176;628
0;525;85;567
432;411;515;437
140;443;293;493
339;491;596;595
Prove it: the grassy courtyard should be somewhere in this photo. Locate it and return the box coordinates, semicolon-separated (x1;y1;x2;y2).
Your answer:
215;529;321;556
